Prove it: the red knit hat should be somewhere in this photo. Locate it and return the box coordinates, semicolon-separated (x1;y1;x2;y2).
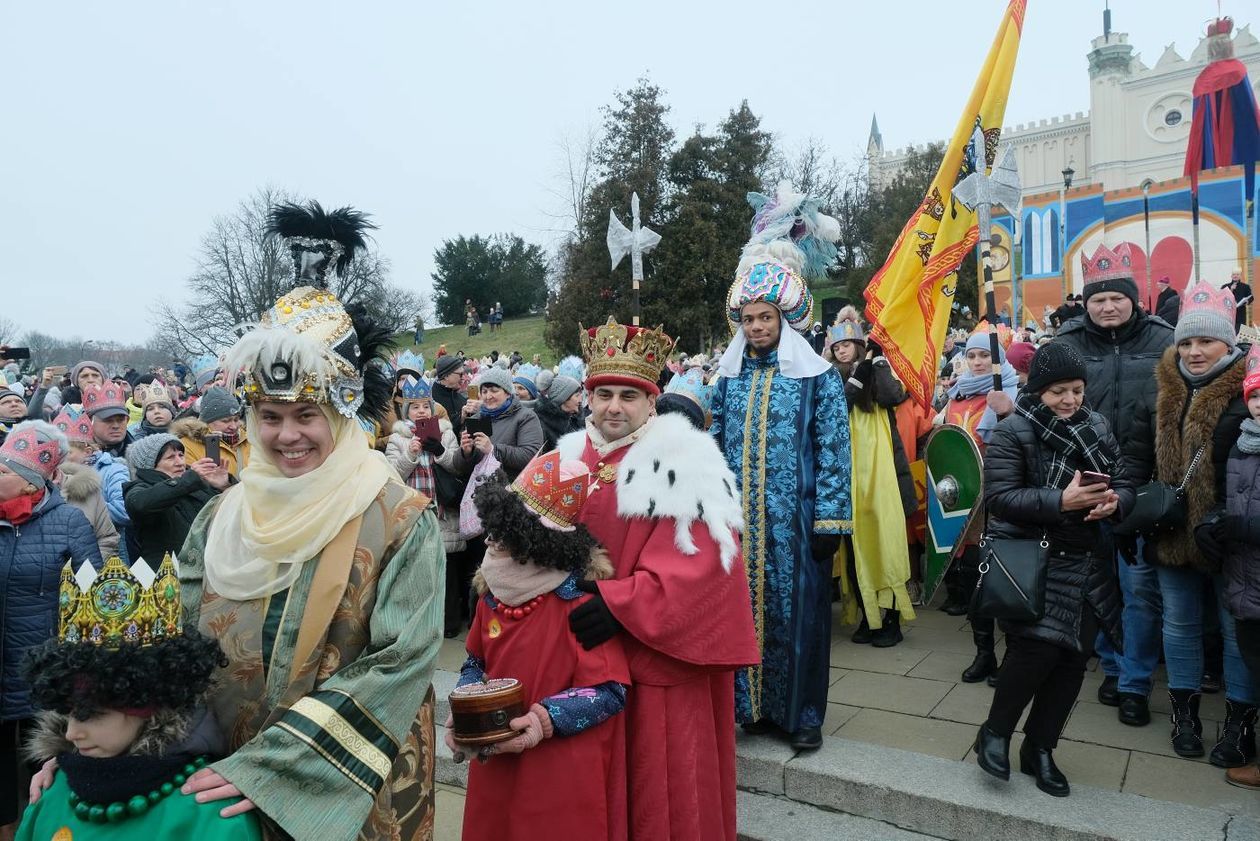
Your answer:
1006;342;1036;375
1244;343;1260;401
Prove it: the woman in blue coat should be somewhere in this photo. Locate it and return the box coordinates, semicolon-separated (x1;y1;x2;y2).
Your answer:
0;421;101;835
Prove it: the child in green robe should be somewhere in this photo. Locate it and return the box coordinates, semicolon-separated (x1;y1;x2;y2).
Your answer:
15;555;262;841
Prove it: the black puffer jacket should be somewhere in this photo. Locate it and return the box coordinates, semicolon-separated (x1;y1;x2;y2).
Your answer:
123;468;223;564
1053;310;1173;443
984;412;1134;653
533;397;583;452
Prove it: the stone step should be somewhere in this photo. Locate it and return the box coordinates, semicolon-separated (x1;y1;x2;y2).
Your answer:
432;667;1260;841
739;731;1260;841
736;790;943;840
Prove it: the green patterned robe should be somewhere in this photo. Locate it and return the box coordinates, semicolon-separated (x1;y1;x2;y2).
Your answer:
180;479;445;841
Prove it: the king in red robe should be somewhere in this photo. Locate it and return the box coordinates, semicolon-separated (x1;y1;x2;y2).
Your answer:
560;317;760;841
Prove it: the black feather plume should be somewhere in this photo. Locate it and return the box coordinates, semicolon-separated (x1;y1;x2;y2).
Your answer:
347;302;394;424
267;201;377;276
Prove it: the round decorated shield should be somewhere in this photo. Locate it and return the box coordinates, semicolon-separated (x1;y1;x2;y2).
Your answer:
921;424;984;604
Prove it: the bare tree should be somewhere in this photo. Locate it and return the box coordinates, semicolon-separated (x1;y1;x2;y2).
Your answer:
0;318;17;346
767;138;845;211
154;186;406;355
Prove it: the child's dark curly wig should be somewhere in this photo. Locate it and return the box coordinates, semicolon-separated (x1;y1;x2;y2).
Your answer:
473;479;599;575
23;629;228;721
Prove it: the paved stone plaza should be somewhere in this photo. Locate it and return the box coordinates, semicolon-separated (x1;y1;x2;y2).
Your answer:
432;599;1260;839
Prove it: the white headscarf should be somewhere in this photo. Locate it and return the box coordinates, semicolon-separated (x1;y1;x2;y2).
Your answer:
717;314;832;380
202;404;395;601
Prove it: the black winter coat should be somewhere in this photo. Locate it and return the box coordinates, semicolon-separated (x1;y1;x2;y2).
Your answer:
123;468;222;564
1222;447;1260;621
984;412;1134;653
533;397;583;452
1053;310;1174;443
432;382;468;437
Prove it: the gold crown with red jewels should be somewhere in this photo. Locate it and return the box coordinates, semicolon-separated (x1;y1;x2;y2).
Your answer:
579;317;675;394
59;555;183;648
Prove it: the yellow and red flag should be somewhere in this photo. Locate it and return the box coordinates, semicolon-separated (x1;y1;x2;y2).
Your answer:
865;0;1028;410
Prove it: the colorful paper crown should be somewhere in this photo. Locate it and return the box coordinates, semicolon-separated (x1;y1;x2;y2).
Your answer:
52;408;93;445
59;555;182;648
135;382;173;409
1183;280;1237;322
1081;243;1134;284
827;320;865;345
0;422;64;484
515;363;542;383
397;374;431;402
81;382;127;416
389;349;425;380
1244;340;1260;399
557;356;586;383
510;450;590;532
664;368;716;416
579;317;675;395
225;286;385;421
190;353;221;389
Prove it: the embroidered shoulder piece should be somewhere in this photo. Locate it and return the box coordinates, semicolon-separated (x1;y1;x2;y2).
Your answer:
615;414;743;571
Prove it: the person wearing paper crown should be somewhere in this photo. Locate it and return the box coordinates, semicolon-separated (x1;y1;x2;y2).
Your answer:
371;348;427;453
128;382;177;442
51;408;120;562
656;367;715;430
448;450;631;840
1126;280;1257;766
710;184;853;752
1218;340;1260;789
824;307;918;649
556;316;757;841
0;421;102;837
1052;242;1174;729
155;202;445;841
15;554;262;840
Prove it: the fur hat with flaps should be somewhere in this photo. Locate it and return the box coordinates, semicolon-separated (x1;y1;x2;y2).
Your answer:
222;202;392;425
23;555;226;723
473;450;603;576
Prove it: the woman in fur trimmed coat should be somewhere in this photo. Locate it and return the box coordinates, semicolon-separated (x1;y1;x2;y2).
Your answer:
57;461;119;561
1125;282;1255;767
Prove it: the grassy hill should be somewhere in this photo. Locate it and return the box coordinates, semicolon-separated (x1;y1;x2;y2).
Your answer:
393;315;554;366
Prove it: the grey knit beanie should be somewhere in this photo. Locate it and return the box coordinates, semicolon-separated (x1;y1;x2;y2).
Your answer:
541;372;581;405
127;433;183;473
1174;304;1237;348
475;366;513;394
71;360;106;386
198;387;241;425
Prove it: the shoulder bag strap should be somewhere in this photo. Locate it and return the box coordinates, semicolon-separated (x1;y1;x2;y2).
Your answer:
1177;441;1210;491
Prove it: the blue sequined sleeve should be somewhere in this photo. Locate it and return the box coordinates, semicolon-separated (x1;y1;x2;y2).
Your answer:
541;681;628;737
456;653;486;688
811;367;853;534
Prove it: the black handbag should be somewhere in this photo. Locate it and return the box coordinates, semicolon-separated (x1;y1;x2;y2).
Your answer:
1119;442;1208;537
971;532;1048;622
433;465;467;509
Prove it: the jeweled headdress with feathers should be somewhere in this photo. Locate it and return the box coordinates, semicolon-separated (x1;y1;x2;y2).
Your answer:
223;201;392;423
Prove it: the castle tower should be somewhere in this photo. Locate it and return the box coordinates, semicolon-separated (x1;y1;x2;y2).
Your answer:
867;114;883;158
1087;6;1137;190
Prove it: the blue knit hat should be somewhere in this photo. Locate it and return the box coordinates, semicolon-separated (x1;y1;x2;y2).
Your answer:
964;332;1005;363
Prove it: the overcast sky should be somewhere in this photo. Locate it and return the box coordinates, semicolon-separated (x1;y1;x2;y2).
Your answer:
0;0;1226;343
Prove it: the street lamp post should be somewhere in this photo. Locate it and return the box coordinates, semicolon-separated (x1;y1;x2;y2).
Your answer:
1060;164;1075;300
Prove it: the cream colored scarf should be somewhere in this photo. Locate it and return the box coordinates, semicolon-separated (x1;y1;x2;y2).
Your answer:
584;415;653;458
479;543;570;606
203;406;394;601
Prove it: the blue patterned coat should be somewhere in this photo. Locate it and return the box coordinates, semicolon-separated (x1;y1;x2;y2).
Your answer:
711;350;851;732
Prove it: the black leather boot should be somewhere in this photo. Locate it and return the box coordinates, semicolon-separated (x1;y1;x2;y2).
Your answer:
1019;738;1070;797
1169;689;1204;758
870;610;903;648
1210;700;1258;768
973;723;1010;780
851;616;872;644
961;619;997;683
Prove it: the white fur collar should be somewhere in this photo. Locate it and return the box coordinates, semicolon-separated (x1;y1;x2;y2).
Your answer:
558;414;743;571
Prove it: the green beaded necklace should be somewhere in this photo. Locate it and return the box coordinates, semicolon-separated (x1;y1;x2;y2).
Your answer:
67;756;208;825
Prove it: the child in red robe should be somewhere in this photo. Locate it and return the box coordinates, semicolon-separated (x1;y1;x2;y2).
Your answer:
446;450;630;841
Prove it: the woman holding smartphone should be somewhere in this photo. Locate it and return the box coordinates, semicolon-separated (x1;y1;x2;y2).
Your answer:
452;366;544;483
974;343;1133;797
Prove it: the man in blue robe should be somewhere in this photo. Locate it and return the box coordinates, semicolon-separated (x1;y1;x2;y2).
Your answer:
711;186;852;750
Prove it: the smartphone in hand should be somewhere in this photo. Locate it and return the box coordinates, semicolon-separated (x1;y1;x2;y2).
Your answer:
414;417;441;442
204;433;222;466
1080;471;1111;488
463;418;493;439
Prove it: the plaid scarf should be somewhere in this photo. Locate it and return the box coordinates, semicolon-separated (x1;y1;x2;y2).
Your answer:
406;451;437;505
1014;392;1117;490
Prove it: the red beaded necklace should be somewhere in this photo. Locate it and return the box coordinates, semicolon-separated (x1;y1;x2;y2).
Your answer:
492;594;545;620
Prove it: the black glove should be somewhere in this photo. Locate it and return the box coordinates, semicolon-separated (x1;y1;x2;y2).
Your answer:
1194;519;1226;566
420;437;445;457
1220;514;1245;543
1115;534;1138;566
568;580;622;650
854;359;874;382
810;534;842;566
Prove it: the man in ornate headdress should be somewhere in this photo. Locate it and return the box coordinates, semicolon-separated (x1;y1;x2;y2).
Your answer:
175;202;445;841
711;184;853;750
559;317;758;841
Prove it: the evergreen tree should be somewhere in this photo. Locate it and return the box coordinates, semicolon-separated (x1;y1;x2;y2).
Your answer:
432;234;548;325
